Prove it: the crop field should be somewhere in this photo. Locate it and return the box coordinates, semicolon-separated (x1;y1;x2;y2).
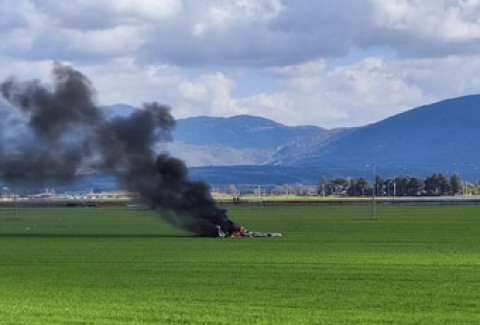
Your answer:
1;204;480;324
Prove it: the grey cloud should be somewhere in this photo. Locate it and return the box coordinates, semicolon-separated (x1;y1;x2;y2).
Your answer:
139;0;377;67
5;1;480;67
34;2;124;30
0;13;28;30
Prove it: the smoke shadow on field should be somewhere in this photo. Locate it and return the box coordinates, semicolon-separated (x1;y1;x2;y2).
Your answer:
0;233;205;239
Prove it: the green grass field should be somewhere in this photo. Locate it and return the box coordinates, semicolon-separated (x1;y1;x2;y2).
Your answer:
1;204;480;324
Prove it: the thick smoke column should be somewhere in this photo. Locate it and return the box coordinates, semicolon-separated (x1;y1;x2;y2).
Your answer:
0;63;101;183
0;62;238;236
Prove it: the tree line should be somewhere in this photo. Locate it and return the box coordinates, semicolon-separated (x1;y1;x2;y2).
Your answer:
317;173;471;197
225;173;480;197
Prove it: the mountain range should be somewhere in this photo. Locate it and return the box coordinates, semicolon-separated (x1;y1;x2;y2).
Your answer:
2;94;480;189
162;94;480;186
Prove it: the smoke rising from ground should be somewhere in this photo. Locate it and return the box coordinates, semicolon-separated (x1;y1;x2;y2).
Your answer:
0;62;237;236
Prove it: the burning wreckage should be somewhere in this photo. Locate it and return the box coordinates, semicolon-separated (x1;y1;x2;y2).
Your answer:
137;153;282;238
216;225;282;238
0;63;281;238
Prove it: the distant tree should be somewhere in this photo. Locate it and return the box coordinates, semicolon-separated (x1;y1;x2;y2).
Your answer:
330;178;349;196
318;177;329;196
375;175;385;196
324;182;335;196
439;174;452;195
450;174;463;195
425;173;451;195
393;175;410;196
314;173;466;197
384;179;396;196
406;177;424;196
424;174;439;195
347;178;368;196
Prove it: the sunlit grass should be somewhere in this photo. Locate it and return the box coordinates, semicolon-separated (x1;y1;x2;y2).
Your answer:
1;205;479;324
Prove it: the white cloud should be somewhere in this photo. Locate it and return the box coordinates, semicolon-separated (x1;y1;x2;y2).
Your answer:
78;58;184;107
239;92;293;119
1;1;480;130
193;72;242;116
37;0;182;27
0;58;52;80
325;58;426;125
77;61;242;119
62;53;480;129
176;73;242;116
111;0;182;20
373;0;480;41
204;0;283;25
371;0;480;57
61;26;145;56
0;0;49;55
223;57;427;127
178;80;208;102
5;1;480;65
397;54;480;97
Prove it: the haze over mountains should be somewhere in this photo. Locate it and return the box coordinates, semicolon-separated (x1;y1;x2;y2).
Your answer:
169;94;480;185
2;94;480;189
287;95;480;177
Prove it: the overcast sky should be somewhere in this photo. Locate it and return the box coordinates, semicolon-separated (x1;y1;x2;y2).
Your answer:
1;0;480;128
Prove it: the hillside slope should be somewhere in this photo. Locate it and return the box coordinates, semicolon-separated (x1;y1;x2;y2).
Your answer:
173;114;323;149
168;115;327;166
284;94;480;179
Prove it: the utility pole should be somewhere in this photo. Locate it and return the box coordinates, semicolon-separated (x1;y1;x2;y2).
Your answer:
371;161;376;220
14;192;18;219
11;182;19;220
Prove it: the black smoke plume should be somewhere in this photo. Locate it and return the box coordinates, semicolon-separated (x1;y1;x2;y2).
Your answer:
0;62;239;236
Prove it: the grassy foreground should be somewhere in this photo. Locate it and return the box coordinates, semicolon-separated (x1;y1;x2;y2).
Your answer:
1;205;480;324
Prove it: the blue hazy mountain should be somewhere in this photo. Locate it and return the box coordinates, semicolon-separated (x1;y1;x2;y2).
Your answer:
277;94;480;180
166;114;334;166
3;95;480;190
173;115;323;149
188;94;480;185
44;94;480;188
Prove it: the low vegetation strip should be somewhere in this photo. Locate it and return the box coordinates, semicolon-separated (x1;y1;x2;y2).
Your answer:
1;205;479;324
